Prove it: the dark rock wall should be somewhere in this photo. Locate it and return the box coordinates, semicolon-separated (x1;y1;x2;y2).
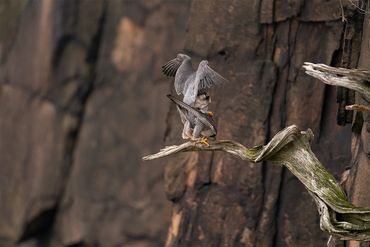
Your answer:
0;0;365;247
345;8;370;247
0;0;190;246
164;1;359;247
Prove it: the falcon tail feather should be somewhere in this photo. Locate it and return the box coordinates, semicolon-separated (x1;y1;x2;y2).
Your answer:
167;94;217;135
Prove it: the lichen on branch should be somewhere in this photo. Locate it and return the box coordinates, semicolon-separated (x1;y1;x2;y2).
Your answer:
143;125;370;241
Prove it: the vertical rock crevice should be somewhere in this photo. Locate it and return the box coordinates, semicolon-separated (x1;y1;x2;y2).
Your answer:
163;0;359;246
15;1;108;245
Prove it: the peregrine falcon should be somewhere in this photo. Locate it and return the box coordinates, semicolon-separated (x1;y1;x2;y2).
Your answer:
162;54;228;110
167;94;216;146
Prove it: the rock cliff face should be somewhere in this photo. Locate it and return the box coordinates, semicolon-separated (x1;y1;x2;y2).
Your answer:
164;0;364;246
0;0;366;247
0;1;189;246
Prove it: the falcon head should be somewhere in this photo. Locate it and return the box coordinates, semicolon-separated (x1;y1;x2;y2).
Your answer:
177;53;191;60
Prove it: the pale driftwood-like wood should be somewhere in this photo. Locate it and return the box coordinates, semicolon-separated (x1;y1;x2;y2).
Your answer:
345;104;370;114
303;61;370;246
302;62;370;101
143;125;370;241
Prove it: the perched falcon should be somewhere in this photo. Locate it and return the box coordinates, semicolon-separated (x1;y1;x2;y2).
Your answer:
162;54;228;109
167;95;216;146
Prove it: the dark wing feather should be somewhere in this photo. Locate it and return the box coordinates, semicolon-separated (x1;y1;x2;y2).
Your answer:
162;57;183;77
198;60;228;90
167;95;217;135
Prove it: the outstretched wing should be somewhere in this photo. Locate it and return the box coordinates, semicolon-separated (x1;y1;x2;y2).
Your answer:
197;60;228;90
182;73;199;105
162;57;183;77
167;95;217;135
162;55;195;95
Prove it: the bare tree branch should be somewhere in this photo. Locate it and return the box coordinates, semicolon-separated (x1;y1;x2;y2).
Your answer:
302;62;370;102
346;104;370;114
143;125;370;241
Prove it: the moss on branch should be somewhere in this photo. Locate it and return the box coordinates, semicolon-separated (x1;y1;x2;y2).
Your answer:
143;125;370;241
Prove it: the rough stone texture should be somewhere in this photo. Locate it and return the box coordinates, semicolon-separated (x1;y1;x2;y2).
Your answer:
50;1;190;246
0;0;367;247
0;0;190;246
163;1;359;247
345;7;370;247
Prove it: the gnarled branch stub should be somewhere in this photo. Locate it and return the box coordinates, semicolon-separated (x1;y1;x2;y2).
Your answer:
143;125;370;241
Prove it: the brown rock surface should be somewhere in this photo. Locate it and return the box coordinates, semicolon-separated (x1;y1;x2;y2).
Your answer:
0;0;368;247
163;1;358;247
345;8;370;247
0;0;190;246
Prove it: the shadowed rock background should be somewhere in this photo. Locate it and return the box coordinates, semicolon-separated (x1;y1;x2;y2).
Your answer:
0;0;369;247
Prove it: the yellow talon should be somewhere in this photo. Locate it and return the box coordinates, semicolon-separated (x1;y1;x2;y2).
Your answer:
197;136;209;147
207;111;214;117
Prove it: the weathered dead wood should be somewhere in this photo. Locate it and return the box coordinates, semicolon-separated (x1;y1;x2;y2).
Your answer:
303;62;370;116
303;61;370;246
303;62;370;101
144;125;370;241
345;104;370;114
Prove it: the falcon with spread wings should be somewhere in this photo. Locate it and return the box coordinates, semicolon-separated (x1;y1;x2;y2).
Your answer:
162;54;228;111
